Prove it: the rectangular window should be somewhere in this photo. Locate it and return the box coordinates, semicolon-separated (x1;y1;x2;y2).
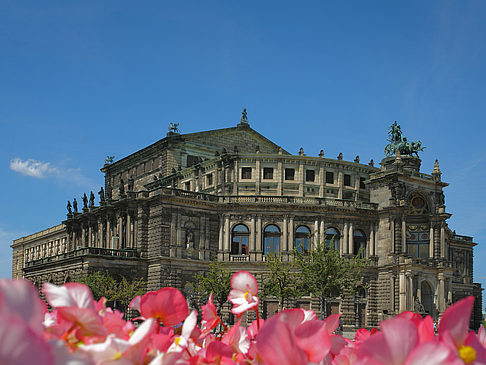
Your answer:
241;167;252;179
326;171;334;184
263;167;274;180
184;181;191;191
285;168;295;180
360;177;366;189
305;170;315;182
206;173;213;186
344;174;351;186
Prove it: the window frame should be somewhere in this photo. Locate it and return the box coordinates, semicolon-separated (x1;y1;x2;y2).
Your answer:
241;167;252;179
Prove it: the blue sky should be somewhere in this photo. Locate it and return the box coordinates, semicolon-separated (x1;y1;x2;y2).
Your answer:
1;1;485;300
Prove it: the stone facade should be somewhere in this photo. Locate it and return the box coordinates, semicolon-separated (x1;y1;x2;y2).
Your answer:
12;117;483;330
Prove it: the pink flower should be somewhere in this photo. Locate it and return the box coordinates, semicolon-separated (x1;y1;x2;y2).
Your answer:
228;271;259;316
42;282;105;340
200;293;222;337
0;279;46;336
222;319;250;354
140;287;189;327
294;320;331;362
0;314;54;365
255;315;307;365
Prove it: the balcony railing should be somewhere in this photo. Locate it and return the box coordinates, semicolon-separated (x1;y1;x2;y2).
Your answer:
218;195;377;210
229;254;250;262
24;247;141;268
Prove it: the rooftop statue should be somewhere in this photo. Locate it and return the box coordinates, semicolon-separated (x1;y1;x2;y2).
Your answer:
384;121;425;157
240;108;248;124
105;156;115;165
168;122;180;134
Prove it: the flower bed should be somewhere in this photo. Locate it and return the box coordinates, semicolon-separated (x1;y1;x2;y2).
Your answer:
0;271;483;364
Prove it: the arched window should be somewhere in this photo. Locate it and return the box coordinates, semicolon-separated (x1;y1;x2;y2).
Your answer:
295;226;311;253
324;228;340;251
231;224;249;255
420;281;434;317
353;230;367;258
264;225;280;254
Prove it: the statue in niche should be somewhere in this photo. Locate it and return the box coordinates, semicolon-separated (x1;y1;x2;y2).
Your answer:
119;179;125;195
106;185;112;200
98;186;105;202
73;198;78;213
67;200;72;214
414;297;425;313
186;229;195;249
89;191;95;207
82;193;88;209
128;176;134;191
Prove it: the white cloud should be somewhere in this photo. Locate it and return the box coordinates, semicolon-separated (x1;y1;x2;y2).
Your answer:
9;157;95;189
9;158;57;178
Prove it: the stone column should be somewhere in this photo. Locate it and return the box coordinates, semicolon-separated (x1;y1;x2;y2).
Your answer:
133;217;138;249
438;273;445;314
402;218;407;253
319;219;325;244
218;215;224;260
250;216;256;252
319;166;325;197
126;213;132;248
256;215;262;259
233;160;239;195
440;224;446;259
88;224;93;247
98;219;103;248
348;222;354;255
343;222;349;255
399;271;407;312
391;218;395;253
255;160;261;195
106;219;111;249
224;215;230;254
282;216;288;252
369;223;375;257
407;273;413;310
314;219;319;249
289;216;294;252
277;160;283;196
338;171;343;200
429;226;434;258
118;216;123;249
298;162;304;196
81;226;86;248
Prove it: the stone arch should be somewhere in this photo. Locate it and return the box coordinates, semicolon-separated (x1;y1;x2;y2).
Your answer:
407;191;431;215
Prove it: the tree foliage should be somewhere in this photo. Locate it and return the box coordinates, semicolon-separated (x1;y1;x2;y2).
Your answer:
193;260;232;314
294;241;370;318
77;271;146;311
262;253;302;310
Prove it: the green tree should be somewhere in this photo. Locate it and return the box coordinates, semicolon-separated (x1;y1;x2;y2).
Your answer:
77;270;118;302
262;253;302;311
294;242;370;319
193;260;232;315
77;271;146;312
